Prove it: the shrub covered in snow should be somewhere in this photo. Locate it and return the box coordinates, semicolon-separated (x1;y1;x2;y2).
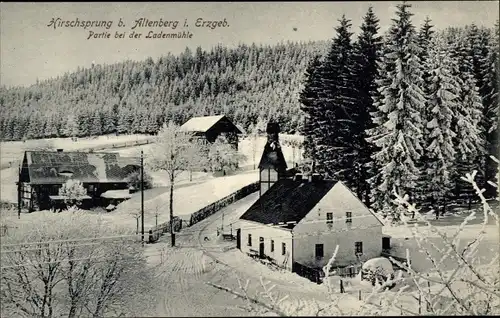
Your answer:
58;179;88;207
361;257;396;288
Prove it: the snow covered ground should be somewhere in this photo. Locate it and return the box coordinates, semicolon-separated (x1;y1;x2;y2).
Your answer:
0;133;302;203
384;210;499;273
186;194;499;316
97;170;259;230
3;181;497;316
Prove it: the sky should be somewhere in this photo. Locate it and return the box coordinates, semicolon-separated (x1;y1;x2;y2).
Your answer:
1;1;498;88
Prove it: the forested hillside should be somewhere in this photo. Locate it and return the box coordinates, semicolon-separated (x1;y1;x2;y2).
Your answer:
299;3;499;209
0;40;328;141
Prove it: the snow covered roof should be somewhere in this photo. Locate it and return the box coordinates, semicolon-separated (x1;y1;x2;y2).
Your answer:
362;257;394;274
240;180;384;228
22;151;140;184
101;189;132;199
240;179;336;226
180;115;241;134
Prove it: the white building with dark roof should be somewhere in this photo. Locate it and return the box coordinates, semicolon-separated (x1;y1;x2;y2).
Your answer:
237;124;384;279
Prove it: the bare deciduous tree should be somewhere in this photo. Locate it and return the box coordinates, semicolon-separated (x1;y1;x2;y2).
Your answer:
146;121;205;246
0;209;156;318
208;135;247;175
212;159;500;316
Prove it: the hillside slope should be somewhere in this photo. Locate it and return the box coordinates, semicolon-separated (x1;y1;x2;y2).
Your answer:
0;41;328;141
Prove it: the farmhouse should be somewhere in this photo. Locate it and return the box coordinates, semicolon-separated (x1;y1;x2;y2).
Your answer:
180;114;242;150
238;176;384;274
237;125;384;277
17;150;140;211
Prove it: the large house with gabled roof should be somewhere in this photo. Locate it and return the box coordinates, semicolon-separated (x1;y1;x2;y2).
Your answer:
180;114;242;150
237;122;384;276
17;150;140;211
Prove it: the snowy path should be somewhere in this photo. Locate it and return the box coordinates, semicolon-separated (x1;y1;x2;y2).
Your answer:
143;193;263;316
143;190;500;316
137;189;500;316
143;191;332;316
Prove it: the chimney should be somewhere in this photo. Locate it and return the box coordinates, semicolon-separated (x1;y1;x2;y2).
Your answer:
57;149;63;152
266;122;280;144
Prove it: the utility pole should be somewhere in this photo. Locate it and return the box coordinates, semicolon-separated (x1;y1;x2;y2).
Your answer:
17;164;21;219
141;150;144;247
221;211;224;232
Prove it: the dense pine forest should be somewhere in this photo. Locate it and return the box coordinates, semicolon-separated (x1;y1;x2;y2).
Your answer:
0;41;327;141
299;3;499;213
0;2;498;214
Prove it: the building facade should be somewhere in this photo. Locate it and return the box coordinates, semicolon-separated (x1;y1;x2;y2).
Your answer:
239;177;384;272
17;150;140;211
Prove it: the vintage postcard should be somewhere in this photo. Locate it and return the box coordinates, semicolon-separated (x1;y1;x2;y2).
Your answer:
1;1;499;317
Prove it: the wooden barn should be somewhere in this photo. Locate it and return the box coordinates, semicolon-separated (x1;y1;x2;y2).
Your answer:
17;150;140;211
180;115;242;150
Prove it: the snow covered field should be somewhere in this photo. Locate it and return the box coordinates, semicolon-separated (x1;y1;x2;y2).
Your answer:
2;179;497;316
104;134;304;170
0;134;302;203
187;195;499;316
104;170;259;229
0;134;153;168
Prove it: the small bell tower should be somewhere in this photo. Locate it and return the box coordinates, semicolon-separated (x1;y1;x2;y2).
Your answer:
258;122;287;196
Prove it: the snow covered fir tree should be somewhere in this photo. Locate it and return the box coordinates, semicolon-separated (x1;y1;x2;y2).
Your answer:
299;2;499;220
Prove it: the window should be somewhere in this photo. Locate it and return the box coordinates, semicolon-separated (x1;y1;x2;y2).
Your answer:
248;234;252;246
271;240;275;252
326;213;333;225
315;244;324;258
269;170;278;182
282;242;286;255
346;212;352;224
355;242;363;254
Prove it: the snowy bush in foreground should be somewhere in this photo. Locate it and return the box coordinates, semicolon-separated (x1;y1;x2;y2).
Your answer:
361;257;396;288
58;179;88;207
213;160;499;316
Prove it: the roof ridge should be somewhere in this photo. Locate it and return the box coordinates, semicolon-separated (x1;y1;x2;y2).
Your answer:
24;150;136;157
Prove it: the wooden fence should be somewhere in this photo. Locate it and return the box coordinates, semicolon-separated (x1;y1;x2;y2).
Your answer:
81;138;153;153
329;264;362;278
147;216;182;243
188;181;259;227
292;262;324;284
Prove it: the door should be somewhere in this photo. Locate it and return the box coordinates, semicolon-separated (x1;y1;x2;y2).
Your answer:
259;237;265;258
382;237;391;250
236;229;241;250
